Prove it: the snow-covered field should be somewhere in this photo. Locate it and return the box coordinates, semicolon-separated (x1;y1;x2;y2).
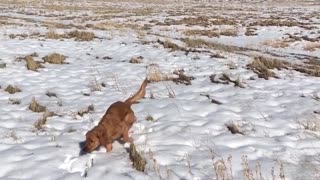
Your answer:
0;0;320;179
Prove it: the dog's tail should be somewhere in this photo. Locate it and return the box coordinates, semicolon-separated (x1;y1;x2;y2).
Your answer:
125;78;148;105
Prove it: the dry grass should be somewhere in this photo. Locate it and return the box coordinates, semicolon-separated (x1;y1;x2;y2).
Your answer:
77;104;94;117
304;42;320;51
172;69;195;86
46;91;58;98
245;27;258;36
5;85;22;94
145;114;154;122
226;121;245;135
29;97;46;113
210;74;245;88
249;19;299;27
157;39;185;51
0;63;6;68
129;56;143;64
46;29;61;39
34;111;55;130
246;56;288;80
67;30;95;41
43;53;66;64
263;39;291;48
129;143;147;172
182;38;211;48
25;55;44;71
147;64;174;83
8;98;21;105
185;28;238;37
184;29;220;38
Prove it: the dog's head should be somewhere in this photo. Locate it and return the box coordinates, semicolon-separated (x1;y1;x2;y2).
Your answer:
83;127;101;153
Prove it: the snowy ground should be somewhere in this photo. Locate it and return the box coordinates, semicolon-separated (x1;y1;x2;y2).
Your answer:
0;0;320;179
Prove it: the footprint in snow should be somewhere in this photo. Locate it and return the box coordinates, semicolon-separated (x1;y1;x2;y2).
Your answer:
59;154;95;177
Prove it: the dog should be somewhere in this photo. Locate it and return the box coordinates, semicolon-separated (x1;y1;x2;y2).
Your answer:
83;78;147;153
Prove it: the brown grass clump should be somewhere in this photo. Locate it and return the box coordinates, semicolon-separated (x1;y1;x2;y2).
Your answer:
46;29;61;39
262;39;290;48
0;63;6;68
147;64;174;82
246;56;288;80
293;64;320;77
8;98;21;105
29;97;46;113
129;143;147;172
172;69;195;86
210;74;245;88
304;42;320;51
129;56;143;64
77;104;94;117
68;30;95;41
145;114;154;121
184;29;220;38
43;53;66;64
25;56;44;71
157;39;185;51
249;19;299;27
245;27;257;36
182;38;211;48
34;111;55;130
5;85;22;94
226;121;244;135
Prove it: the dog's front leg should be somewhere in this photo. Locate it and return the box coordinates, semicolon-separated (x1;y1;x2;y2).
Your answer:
106;143;113;152
122;126;133;143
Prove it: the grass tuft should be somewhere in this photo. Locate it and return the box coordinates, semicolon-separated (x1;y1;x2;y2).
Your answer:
25;55;44;71
43;53;66;64
129;143;146;172
5;85;22;94
29;97;46;113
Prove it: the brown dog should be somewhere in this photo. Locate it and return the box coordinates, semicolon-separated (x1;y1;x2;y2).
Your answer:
83;78;147;153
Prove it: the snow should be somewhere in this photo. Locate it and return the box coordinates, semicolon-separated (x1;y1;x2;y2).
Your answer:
0;0;320;179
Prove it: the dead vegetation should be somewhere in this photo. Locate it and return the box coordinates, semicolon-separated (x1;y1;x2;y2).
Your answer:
157;39;185;51
25;55;44;71
46;29;61;39
147;64;174;83
129;56;144;64
5;85;22;94
46;29;95;41
160;16;237;27
246;56;288;80
200;93;223;105
304;42;320;52
29;97;46;113
226;121;245;135
68;30;95;41
129;143;147;172
172;69;195;86
263;39;291;48
210;74;245;88
145;114;154;121
43;53;66;64
245;27;257;36
0;63;6;68
77;104;94;117
46;91;58;98
8;98;21;105
184;28;238;37
34;111;55;130
249;19;300;27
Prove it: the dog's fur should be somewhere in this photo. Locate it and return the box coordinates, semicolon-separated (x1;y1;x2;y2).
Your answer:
83;79;147;153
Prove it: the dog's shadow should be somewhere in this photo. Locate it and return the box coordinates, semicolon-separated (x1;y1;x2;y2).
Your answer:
78;138;130;156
